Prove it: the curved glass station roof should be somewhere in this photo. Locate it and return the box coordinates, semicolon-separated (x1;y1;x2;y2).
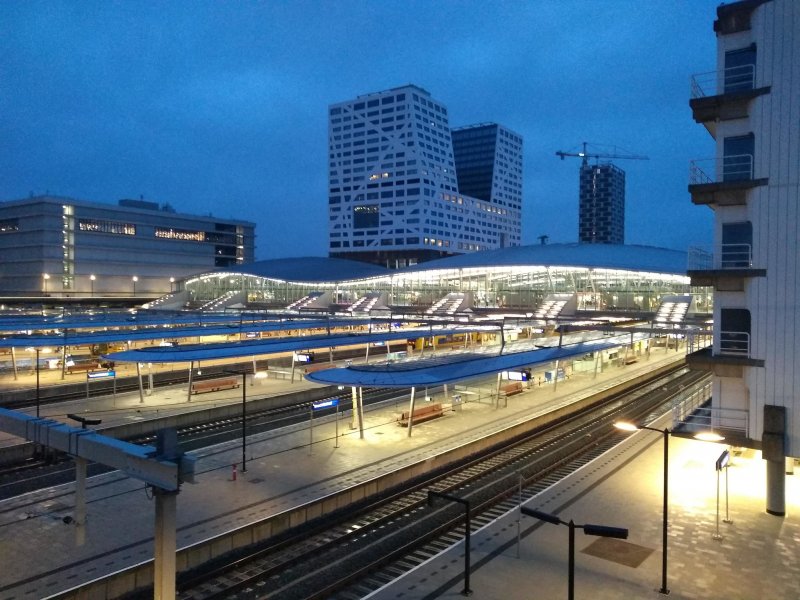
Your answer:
175;243;705;315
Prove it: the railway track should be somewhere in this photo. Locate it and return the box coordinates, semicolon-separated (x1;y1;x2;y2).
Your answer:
167;366;708;600
0;386;404;499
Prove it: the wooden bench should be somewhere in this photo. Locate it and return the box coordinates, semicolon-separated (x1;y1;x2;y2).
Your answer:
398;403;443;427
66;361;100;374
623;356;638;365
500;382;524;397
304;363;332;374
191;377;241;395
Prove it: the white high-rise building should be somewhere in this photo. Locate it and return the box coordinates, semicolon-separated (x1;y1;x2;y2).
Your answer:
688;0;798;515
327;85;522;268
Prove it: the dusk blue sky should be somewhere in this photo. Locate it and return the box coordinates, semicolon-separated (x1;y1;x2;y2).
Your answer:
2;1;720;260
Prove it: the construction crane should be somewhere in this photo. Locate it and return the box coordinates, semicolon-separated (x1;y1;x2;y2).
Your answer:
555;142;649;166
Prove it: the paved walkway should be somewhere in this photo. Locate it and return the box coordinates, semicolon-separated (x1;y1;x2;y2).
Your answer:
367;413;800;600
0;350;690;600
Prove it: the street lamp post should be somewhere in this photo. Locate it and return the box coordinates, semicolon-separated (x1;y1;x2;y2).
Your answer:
90;274;96;296
132;276;138;296
428;490;472;596
169;277;175;293
42;273;50;295
521;506;629;600
614;422;671;595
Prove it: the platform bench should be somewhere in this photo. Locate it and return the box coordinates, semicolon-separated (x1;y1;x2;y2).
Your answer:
191;377;241;395
398;403;443;427
66;361;101;374
304;363;332;374
500;382;524;397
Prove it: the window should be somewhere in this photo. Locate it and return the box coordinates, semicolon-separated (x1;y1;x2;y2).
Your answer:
353;205;379;229
723;134;754;181
719;308;751;356
79;219;136;236
724;45;756;93
721;222;753;268
0;218;19;233
154;227;204;242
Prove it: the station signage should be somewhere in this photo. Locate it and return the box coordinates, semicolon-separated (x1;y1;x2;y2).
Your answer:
87;370;116;379
312;398;339;410
294;352;314;363
715;449;730;471
506;369;531;382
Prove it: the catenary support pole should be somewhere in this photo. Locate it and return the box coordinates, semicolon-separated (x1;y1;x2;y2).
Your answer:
407;386;416;438
553;359;560;392
357;386;365;439
350;386;358;430
186;361;194;403
136;362;145;404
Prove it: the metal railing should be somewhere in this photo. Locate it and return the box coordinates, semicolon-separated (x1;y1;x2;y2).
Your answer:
687;246;713;270
689;154;754;185
719;243;753;268
672;382;749;436
719;330;750;356
690;64;755;99
686;331;713;354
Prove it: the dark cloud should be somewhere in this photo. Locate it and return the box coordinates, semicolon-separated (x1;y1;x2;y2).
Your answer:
1;0;719;259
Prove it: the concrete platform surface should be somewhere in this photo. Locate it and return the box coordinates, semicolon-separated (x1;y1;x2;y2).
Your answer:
367;413;800;600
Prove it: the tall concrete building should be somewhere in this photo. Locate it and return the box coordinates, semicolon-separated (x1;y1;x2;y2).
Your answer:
451;123;523;240
327;85;522;268
578;162;625;244
687;0;798;515
0;195;255;297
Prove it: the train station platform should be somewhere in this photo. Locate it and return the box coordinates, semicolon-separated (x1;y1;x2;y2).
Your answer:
367;414;800;600
0;365;320;449
0;348;730;600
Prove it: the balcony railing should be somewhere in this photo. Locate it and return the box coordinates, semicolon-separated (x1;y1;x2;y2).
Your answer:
672;381;749;437
719;330;750;356
719;243;753;269
690;64;755;99
689;154;754;185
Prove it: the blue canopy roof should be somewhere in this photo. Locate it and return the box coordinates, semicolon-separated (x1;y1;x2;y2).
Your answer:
305;333;648;387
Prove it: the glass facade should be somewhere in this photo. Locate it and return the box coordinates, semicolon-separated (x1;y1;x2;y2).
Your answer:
182;264;709;314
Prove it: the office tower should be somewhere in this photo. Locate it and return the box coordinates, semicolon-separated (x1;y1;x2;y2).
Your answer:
0;195;255;296
451;123;523;248
578;163;625;244
687;0;799;515
327;85;522;267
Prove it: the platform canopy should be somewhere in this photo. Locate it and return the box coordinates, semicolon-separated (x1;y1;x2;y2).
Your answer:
101;324;500;364
0;316;403;349
305;333;649;387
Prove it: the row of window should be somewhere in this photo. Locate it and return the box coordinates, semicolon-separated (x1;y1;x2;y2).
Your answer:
330;92;408;116
76;219;241;246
